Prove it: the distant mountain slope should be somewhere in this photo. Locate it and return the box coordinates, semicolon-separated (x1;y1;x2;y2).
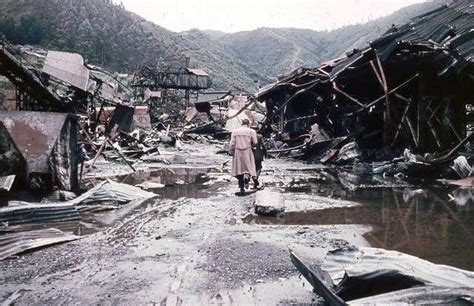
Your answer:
0;0;448;91
215;0;449;79
0;0;259;90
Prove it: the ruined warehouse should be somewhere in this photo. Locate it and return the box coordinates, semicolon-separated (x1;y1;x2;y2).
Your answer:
257;0;473;158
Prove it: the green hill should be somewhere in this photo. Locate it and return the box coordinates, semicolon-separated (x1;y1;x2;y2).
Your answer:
0;0;448;91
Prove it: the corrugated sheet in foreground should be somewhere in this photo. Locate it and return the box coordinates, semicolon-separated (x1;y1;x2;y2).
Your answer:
0;228;80;260
322;246;474;288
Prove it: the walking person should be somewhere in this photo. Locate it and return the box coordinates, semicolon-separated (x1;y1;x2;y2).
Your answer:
252;127;267;189
229;119;257;194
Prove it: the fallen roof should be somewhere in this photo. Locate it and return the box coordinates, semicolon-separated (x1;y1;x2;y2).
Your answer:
290;246;474;304
371;0;473;72
43;51;90;91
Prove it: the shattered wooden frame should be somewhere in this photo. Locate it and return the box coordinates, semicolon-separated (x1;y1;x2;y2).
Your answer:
258;43;471;158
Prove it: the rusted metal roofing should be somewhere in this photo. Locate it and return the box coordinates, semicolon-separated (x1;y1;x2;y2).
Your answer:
0;111;69;174
43;51;90;91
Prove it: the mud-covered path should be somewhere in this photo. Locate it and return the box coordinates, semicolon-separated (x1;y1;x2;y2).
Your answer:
0;149;369;304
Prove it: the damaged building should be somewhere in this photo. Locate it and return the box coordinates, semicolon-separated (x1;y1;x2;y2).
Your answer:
257;0;473;161
0;43;142;192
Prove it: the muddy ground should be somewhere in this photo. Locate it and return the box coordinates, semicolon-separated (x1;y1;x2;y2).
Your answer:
1;143;473;304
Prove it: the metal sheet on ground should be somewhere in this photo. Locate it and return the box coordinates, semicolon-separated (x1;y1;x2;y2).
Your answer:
0;228;80;260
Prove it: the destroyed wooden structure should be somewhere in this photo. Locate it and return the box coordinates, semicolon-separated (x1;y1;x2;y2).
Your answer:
0;43;156;190
131;63;212;122
132;66;211;91
0;43;67;112
257;0;473;159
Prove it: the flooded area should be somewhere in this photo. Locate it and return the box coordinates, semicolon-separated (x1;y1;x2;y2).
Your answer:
245;178;474;271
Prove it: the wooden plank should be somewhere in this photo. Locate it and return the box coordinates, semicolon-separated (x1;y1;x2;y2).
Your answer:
405;116;419;148
352;74;419;115
391;101;411;147
332;82;364;107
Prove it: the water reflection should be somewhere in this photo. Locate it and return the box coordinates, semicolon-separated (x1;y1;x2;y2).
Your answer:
246;186;474;271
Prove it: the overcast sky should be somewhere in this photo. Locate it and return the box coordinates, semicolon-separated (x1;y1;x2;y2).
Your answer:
117;0;426;33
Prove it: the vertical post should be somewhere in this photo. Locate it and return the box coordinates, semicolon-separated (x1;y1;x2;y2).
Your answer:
375;54;392;148
417;65;434;152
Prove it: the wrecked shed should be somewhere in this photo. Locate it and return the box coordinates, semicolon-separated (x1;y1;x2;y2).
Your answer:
133;67;211;91
257;0;473;156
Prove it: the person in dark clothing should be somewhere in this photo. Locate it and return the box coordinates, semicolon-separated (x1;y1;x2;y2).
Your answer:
252;129;267;189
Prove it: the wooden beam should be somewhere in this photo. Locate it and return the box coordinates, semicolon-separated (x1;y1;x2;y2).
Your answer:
427;120;442;148
391;99;411;147
352;73;419;115
370;60;384;89
332;82;364;107
405;115;419;148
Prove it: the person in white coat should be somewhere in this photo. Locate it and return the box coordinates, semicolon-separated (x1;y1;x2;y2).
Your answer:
229;119;257;193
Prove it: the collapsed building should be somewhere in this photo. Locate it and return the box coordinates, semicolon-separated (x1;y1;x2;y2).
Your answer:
257;0;473;162
0;43;141;192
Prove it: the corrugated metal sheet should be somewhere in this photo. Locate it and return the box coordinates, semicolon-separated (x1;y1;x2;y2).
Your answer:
291;247;474;304
0;202;80;225
322;246;474;288
371;0;474;65
43;51;90;91
68;180;157;205
0;228;80;260
349;286;474;304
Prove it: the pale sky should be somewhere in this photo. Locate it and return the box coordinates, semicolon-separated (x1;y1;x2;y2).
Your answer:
117;0;427;33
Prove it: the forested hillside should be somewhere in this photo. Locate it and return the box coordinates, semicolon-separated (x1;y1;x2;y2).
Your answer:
214;0;448;79
0;0;259;90
0;0;448;90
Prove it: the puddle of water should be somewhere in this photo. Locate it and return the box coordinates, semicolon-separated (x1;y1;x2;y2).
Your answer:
2;166;222;240
246;185;474;271
115;166;217;186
